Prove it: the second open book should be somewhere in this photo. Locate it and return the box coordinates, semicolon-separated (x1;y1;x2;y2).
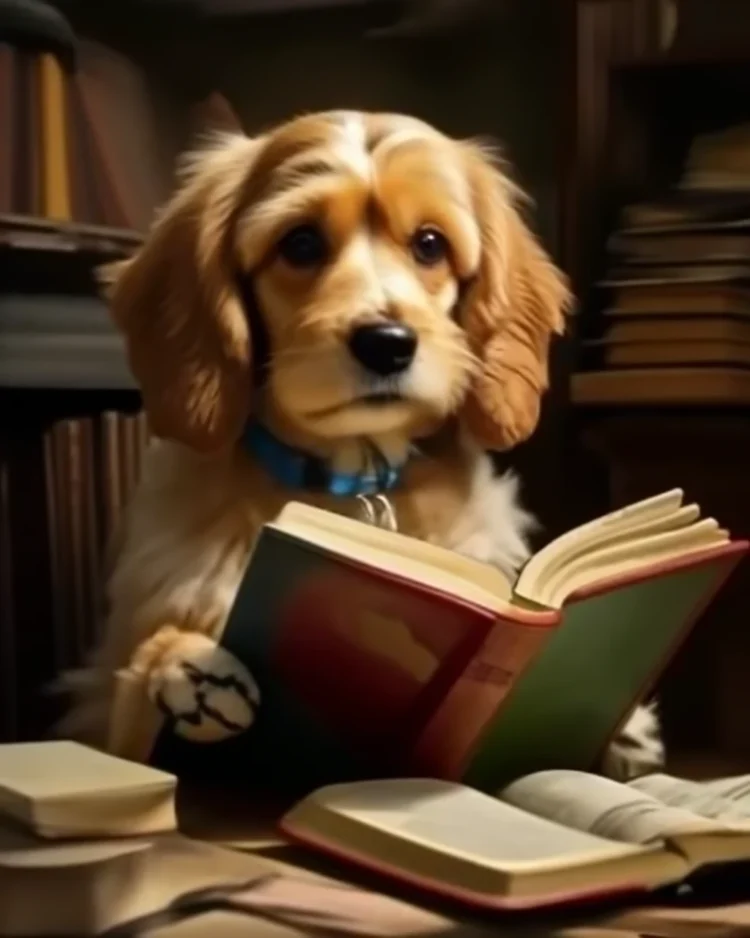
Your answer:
282;769;750;911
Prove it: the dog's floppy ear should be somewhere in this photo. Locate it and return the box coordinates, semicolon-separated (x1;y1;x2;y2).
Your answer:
459;145;572;451
102;136;258;453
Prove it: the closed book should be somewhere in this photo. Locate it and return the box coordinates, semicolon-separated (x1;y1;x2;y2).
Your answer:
1;823;477;938
608;230;750;264
0;459;16;741
0;43;16;215
571;367;750;406
596;340;750;368
140;491;745;793
98;411;124;545
601;317;750;345
13;50;41;216
0;741;176;839
0;824;153;937
602;263;750;288
620;191;750;230
605;284;750;318
76;40;170;231
50;421;75;667
37;52;71;221
75;62;131;230
66;71;100;226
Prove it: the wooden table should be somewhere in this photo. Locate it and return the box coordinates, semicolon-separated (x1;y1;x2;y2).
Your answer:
176;782;750;938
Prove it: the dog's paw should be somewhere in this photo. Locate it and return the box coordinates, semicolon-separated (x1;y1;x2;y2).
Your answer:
137;629;260;743
601;703;665;782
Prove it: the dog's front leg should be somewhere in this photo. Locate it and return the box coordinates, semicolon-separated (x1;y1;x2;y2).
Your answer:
600;703;665;782
111;626;261;760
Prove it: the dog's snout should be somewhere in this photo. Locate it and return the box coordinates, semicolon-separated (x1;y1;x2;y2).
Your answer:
348;322;417;376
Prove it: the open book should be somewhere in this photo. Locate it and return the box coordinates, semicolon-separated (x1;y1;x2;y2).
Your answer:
146;491;745;796
281;770;750;911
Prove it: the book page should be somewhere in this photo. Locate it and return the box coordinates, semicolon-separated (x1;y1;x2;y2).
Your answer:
501;770;727;846
516;503;699;606
296;779;647;869
273;506;514;609
515;491;684;603
632;774;750;824
0;741;174;800
543;517;722;596
706;775;750;803
521;518;728;609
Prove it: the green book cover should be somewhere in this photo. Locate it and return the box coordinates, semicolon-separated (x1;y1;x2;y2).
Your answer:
459;546;746;791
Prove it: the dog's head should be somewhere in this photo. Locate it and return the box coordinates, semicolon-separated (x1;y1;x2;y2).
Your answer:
104;111;571;456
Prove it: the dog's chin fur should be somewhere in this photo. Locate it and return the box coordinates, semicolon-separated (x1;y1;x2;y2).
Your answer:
64;110;664;782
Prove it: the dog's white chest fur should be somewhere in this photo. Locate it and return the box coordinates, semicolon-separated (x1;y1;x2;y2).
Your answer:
440;457;536;578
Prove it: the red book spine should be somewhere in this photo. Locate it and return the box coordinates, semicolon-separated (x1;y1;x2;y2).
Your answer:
409;610;557;779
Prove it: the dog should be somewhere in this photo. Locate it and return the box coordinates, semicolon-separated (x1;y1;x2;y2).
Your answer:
62;110;664;781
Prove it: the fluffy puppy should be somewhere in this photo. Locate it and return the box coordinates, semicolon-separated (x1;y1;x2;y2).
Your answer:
63;110;663;780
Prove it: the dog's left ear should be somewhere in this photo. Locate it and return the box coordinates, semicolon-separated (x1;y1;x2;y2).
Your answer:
101;136;259;454
459;146;572;451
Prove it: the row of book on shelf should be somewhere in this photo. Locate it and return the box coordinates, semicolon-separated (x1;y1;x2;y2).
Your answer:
573;123;750;406
45;411;149;668
0;410;149;742
0;36;174;233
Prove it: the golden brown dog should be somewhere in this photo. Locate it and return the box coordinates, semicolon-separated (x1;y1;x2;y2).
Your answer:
63;110;663;780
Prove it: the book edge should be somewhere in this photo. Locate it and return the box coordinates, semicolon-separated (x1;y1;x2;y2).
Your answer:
260;527;556;627
278;816;649;912
564;540;748;606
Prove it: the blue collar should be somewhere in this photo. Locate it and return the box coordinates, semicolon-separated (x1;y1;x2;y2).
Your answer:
241;422;407;497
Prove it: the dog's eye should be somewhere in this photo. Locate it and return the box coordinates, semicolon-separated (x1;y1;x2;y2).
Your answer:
410;227;449;267
277;224;328;268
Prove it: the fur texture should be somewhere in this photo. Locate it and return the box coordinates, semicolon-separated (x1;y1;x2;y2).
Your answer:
64;111;663;780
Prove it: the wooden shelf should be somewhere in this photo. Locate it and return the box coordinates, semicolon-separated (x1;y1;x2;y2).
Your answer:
613;46;750;70
0;214;142;257
571;368;750;407
669;750;750;780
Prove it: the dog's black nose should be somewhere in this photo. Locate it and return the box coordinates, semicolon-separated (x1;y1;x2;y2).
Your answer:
348;323;417;376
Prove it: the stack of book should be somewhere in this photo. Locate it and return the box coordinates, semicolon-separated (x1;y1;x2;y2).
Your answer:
0;740;487;938
573;123;750;406
7;744;750;932
0;740;173;937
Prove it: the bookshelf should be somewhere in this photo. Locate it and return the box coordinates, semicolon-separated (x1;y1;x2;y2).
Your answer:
565;0;750;764
0;0;178;741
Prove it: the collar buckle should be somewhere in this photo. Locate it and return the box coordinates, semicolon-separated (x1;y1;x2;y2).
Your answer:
356;494;398;532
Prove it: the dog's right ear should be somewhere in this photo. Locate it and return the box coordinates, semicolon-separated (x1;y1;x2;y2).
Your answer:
101;136;259;454
458;143;571;451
